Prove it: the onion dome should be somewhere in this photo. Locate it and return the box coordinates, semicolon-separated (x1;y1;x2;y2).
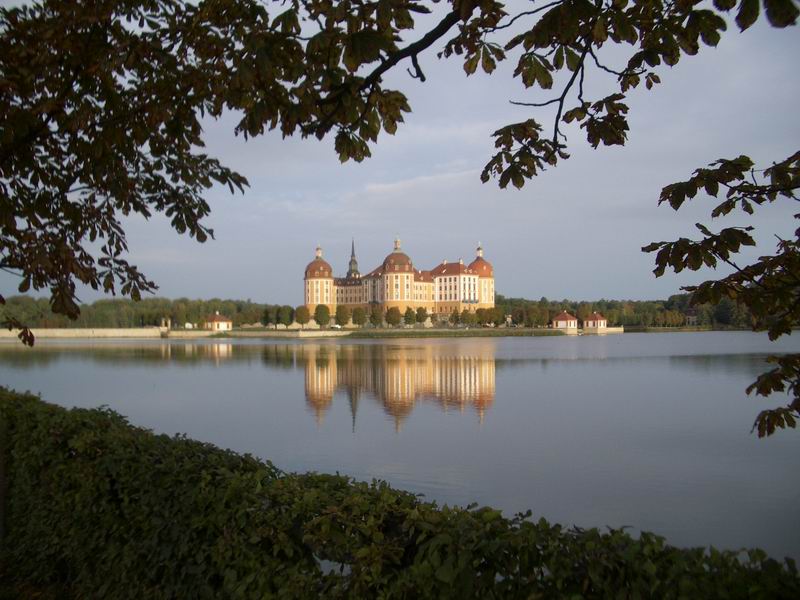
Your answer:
382;237;413;272
468;242;493;277
305;245;333;279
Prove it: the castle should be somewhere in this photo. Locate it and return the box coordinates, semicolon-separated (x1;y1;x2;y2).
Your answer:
303;238;495;317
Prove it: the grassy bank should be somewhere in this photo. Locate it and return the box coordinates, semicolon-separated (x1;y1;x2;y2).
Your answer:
347;328;565;339
1;388;797;599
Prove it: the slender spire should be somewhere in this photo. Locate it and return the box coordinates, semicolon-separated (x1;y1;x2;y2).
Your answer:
315;245;322;259
347;238;360;278
476;242;483;258
394;236;401;251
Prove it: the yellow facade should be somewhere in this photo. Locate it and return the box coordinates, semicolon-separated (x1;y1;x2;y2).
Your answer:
303;239;495;318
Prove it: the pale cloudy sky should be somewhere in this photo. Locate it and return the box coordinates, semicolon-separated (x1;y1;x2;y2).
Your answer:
4;2;799;305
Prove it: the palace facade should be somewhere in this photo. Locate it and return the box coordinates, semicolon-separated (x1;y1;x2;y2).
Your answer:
303;238;495;317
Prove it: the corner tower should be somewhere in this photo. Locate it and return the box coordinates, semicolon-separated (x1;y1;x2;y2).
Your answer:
468;242;495;308
381;237;415;311
304;245;335;313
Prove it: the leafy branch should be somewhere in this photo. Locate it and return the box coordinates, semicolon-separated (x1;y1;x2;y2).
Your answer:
644;150;800;436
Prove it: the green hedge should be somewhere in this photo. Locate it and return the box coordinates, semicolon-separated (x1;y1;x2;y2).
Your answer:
1;388;797;599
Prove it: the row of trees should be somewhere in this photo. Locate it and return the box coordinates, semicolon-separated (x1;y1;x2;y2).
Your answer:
2;294;752;331
0;296;268;329
496;294;752;329
263;304;421;328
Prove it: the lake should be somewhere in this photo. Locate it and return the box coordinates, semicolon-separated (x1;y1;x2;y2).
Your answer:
1;331;798;559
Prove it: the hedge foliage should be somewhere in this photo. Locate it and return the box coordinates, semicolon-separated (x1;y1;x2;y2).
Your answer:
1;388;797;599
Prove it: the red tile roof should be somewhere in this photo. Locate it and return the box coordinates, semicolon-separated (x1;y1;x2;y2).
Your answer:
206;313;232;323
552;311;577;322
414;269;433;282
430;261;473;276
364;265;384;278
304;257;333;279
382;251;413;271
468;256;493;278
583;312;606;321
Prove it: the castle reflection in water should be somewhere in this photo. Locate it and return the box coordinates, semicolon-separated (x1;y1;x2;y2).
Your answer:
6;341;496;429
262;343;496;430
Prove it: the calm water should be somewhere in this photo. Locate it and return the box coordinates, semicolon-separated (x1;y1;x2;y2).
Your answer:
1;332;798;559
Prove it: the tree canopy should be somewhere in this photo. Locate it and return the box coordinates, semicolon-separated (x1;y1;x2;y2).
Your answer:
294;305;310;327
385;307;402;327
369;304;383;327
351;306;367;327
313;304;330;327
1;0;797;432
276;305;294;327
335;304;352;327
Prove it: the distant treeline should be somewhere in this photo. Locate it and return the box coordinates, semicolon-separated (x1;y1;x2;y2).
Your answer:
496;293;751;328
2;292;750;329
1;296;274;328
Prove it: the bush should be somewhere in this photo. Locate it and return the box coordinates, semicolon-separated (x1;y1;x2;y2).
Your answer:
1;388;797;599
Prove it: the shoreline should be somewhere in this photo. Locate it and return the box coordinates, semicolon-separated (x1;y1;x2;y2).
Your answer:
0;325;748;343
0;325;747;343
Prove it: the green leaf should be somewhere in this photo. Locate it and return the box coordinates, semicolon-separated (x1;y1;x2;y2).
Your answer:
554;46;564;69
481;47;496;74
592;18;608;43
764;0;800;26
436;563;455;583
565;47;580;72
464;53;479;75
736;0;760;30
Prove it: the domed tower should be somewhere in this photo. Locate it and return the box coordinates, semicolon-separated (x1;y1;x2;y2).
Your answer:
468;242;495;308
381;237;415;311
304;245;335;314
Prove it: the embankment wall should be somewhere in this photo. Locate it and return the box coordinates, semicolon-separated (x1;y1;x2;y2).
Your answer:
0;327;167;340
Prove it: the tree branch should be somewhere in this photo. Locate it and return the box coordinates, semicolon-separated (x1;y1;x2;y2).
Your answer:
488;2;564;32
314;9;461;136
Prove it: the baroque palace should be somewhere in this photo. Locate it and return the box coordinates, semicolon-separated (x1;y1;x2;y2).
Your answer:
303;238;495;317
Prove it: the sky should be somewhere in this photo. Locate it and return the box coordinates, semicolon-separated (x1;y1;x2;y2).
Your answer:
3;1;799;306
